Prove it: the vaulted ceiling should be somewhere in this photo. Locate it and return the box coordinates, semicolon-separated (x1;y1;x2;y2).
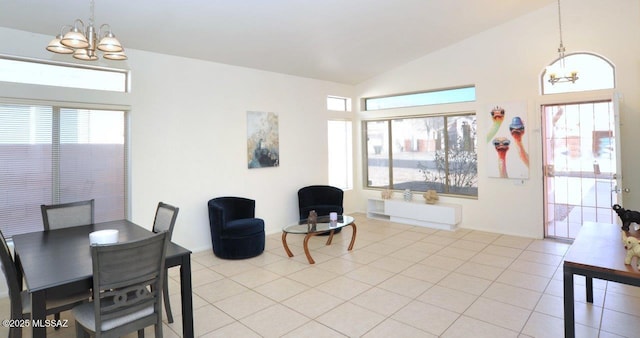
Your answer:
0;0;555;84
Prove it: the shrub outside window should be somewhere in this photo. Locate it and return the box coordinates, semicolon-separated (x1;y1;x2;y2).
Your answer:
364;113;477;197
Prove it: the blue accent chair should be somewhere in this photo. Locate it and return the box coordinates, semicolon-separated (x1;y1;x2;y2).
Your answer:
207;197;265;259
298;185;344;234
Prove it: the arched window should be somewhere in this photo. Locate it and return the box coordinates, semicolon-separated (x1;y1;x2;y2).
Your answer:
541;52;615;95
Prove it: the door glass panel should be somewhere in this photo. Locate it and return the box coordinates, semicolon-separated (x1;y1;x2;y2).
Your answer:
542;101;617;239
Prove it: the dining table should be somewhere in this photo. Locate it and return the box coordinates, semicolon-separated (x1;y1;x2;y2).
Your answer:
563;221;640;337
11;219;194;338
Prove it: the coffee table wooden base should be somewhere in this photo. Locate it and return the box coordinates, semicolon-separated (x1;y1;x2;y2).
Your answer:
282;222;357;264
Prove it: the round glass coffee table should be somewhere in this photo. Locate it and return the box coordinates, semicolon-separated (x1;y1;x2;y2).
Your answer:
281;215;357;264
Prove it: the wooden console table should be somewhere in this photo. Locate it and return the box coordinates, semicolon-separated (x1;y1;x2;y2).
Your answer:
563;221;640;337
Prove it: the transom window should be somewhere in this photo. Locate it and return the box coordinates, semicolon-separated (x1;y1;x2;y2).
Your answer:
0;55;129;92
364;86;476;111
327;96;352;112
541;52;615;95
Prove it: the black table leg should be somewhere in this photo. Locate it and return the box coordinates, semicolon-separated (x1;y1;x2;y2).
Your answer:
586;276;594;303
180;255;194;338
31;290;46;338
563;265;575;338
14;253;23;290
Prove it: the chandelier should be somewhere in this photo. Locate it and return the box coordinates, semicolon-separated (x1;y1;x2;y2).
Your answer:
46;0;126;61
547;0;577;84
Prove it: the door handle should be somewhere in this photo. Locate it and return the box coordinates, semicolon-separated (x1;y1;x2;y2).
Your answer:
613;186;631;193
545;165;554;177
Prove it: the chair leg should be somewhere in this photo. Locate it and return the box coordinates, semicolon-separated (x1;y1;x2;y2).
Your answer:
163;270;174;323
9;326;22;338
75;323;86;338
155;323;163;338
54;312;61;330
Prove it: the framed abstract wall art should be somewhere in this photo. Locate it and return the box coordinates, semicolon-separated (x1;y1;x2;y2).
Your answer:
247;111;279;168
486;102;529;179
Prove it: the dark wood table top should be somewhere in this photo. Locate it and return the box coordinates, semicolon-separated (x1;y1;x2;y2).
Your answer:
12;219;191;292
564;221;640;277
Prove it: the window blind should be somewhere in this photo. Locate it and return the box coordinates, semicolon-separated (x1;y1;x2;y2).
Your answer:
0;104;126;237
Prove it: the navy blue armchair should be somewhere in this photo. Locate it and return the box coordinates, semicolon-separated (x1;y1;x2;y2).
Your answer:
298;185;344;234
207;197;265;259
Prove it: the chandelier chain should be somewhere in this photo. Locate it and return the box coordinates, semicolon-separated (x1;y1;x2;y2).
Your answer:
557;0;564;51
89;0;95;27
547;0;578;84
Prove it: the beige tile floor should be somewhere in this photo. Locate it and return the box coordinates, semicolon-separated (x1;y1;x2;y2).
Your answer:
2;213;640;337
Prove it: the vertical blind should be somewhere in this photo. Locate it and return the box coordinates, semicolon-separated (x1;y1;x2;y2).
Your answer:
0;103;126;237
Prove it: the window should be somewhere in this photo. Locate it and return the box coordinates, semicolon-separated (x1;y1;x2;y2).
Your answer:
0;103;127;237
364;86;476;111
327;95;353;190
0;55;129;92
327;96;352;112
328;120;353;190
541;52;615;95
364;113;477;197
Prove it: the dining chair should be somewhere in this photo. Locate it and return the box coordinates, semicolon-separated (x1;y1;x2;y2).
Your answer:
152;202;179;323
41;199;95;231
0;230;89;338
72;232;169;338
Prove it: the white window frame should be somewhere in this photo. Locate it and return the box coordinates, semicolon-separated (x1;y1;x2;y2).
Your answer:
0;54;130;93
327;96;352;112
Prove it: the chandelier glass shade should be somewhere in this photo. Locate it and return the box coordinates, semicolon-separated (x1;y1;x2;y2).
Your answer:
547;0;577;84
46;34;74;54
46;0;126;61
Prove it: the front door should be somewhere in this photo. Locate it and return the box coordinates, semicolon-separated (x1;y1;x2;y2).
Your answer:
542;100;620;239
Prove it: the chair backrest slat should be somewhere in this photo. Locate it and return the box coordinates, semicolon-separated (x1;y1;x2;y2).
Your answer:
152;202;179;238
41;199;95;231
90;232;168;331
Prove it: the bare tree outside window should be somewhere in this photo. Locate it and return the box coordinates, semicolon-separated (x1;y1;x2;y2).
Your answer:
365;113;477;197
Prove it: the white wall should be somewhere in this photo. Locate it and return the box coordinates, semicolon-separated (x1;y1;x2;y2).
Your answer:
0;27;354;253
355;0;640;238
125;50;354;251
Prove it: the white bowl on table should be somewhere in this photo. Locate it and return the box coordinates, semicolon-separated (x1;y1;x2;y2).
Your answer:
89;229;119;245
